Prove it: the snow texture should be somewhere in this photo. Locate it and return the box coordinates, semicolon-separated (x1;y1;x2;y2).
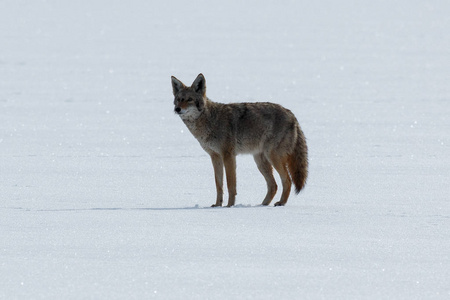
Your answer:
1;0;450;299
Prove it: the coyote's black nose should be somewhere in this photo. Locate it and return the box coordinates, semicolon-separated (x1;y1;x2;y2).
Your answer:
175;107;181;113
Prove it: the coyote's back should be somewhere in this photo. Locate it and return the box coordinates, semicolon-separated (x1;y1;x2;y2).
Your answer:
171;73;308;207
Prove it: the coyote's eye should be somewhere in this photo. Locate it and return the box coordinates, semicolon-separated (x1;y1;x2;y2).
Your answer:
187;98;193;102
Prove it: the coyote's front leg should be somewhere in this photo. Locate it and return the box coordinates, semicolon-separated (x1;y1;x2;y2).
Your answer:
210;153;224;207
223;154;237;207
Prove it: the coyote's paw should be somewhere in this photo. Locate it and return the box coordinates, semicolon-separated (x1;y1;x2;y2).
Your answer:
211;204;222;207
274;202;285;207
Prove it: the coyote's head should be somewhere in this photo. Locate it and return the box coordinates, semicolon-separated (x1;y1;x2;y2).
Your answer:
171;73;207;119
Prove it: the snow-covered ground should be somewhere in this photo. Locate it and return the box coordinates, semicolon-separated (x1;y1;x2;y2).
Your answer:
1;0;450;298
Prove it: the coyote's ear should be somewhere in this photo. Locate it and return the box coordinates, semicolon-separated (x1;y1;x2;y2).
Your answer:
191;73;206;96
171;76;185;96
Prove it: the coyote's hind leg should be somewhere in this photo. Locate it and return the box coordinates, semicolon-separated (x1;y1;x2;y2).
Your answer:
269;153;291;206
254;153;277;206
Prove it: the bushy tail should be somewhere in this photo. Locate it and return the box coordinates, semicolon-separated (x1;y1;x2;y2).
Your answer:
288;126;308;194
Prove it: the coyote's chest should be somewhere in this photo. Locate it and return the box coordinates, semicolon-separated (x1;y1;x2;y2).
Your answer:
182;116;228;153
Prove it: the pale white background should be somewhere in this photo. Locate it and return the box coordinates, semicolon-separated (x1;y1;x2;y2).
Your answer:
1;0;449;298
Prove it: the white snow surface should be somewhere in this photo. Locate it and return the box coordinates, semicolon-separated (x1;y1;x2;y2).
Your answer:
1;0;450;299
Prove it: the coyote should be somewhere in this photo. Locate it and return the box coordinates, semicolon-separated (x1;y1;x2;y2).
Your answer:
171;74;308;207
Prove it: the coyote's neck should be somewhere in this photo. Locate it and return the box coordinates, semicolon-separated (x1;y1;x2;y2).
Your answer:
181;99;215;141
